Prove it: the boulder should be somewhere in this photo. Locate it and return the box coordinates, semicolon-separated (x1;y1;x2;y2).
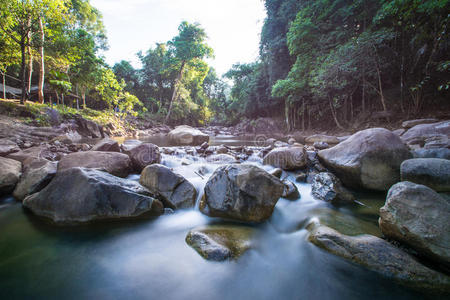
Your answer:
200;164;284;222
168;125;209;145
413;148;450;160
263;146;307;170
123;143;161;172
51;131;82;145
402;118;439;129
379;181;450;267
74;115;105;138
23;167;164;224
120;139;142;152
0;157;22;195
311;172;355;204
282;180;300;200
140;164;197;209
401;158;450;192
0;138;20;156
91;138;120;152
307;224;450;290
305;134;340;144
402;121;450;145
13;158;57;201
58;151;132;178
318;128;412;191
186;225;253;261
288;137;296;145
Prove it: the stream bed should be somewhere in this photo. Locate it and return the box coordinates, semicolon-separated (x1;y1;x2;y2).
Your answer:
0;138;442;299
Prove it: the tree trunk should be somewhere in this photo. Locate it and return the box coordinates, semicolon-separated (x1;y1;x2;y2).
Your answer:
27;17;33;95
2;72;5;100
82;90;86;109
38;17;45;104
328;95;344;130
285;101;290;132
20;37;27;104
164;61;186;124
62;93;64;106
56;91;59;105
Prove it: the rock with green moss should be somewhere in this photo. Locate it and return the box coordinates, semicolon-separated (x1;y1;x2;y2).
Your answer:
186;225;254;261
307;223;450;291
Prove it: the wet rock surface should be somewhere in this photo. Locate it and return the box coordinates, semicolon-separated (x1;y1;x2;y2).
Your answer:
58;151;132;178
200;164;284;222
140;164;197;209
0;156;22;195
263;146;307;170
23;167;164;224
311;172;355;204
379;181;450;268
307;224;450;290
318;128;412;191
400;158;450;192
186;225;253;261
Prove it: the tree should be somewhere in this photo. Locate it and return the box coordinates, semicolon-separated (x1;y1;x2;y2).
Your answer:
164;21;213;124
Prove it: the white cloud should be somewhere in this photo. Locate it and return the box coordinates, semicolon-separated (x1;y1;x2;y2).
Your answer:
90;0;266;76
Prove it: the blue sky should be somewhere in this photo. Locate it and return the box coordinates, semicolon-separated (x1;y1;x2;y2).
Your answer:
90;0;267;76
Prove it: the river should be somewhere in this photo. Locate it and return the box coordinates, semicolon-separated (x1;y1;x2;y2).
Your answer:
0;136;441;299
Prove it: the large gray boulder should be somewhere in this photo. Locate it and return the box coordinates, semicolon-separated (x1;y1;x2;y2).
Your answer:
13;158;57;201
263;146;307;170
307;224;450;290
311;172;355;204
0;157;22;195
168;125;209;145
318;128;411;191
91;138;120;152
401;158;450;192
186;225;253;261
122;142;161;172
140;164;197;209
23;167;164;224
379;181;450;267
58;151;132;178
413;148;450;160
200;164;284;222
401;121;450;145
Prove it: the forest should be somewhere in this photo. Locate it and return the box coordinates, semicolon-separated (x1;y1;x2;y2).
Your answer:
0;0;449;130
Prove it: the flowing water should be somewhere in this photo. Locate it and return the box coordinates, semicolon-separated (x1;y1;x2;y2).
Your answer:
0;138;445;299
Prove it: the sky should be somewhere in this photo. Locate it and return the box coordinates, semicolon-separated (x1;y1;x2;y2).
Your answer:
90;0;267;76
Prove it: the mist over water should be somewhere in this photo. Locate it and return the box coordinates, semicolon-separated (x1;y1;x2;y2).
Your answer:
0;139;438;300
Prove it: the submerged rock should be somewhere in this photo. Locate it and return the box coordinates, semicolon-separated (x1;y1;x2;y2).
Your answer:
13;158;57;201
400;158;450;192
23;167;164;224
186;225;253;261
58;151;132;178
307;224;450;290
311;172;355;204
200;164;284;222
168;125;209;145
140;164;197;209
263;146;307;170
0;157;22;195
379;181;450;267
318;128;411;191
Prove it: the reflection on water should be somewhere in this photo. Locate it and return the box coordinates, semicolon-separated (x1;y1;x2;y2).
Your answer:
0;146;444;299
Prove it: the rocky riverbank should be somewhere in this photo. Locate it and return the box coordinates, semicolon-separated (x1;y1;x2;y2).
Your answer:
0;103;449;292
